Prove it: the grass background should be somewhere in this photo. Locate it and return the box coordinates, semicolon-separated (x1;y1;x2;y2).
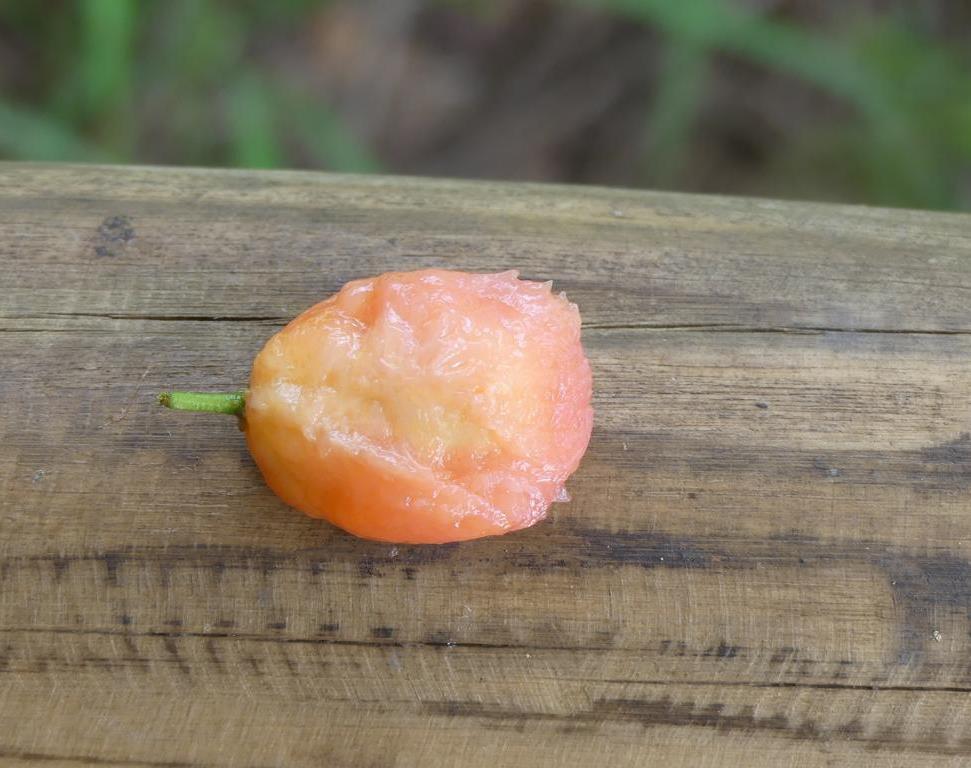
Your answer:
1;0;969;209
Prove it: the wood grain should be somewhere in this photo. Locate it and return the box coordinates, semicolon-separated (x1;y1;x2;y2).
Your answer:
3;163;971;766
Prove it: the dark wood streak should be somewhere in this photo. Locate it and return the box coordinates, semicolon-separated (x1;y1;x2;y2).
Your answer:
0;748;270;768
0;626;611;653
205;638;225;675
13;540;466;592
162;637;191;676
423;698;968;756
7;522;971;666
576;527;971;662
4;626;971;693
10;522;967;582
50;556;71;582
590;430;971;493
11;312;971;336
547;678;971;694
278;644;299;677
121;635;147;671
243;654;264;677
99;552;125;587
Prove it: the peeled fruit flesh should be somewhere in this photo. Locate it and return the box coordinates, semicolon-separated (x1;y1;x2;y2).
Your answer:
245;269;593;543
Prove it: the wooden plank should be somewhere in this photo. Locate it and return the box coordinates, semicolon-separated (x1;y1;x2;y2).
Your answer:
2;163;971;765
3;164;971;332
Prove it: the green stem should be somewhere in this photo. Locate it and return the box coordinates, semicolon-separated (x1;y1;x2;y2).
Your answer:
158;390;246;416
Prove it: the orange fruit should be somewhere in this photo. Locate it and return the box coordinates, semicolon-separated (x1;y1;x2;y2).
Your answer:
244;269;592;543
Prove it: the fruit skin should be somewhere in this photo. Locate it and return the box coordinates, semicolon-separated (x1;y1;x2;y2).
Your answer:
245;269;593;543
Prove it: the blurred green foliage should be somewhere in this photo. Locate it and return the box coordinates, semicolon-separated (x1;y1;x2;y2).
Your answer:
0;0;968;209
589;0;971;209
0;0;379;172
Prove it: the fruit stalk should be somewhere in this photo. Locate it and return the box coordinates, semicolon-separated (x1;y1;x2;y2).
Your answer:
158;391;246;416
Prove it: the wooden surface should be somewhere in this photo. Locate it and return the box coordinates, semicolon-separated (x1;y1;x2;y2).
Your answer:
3;164;971;766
